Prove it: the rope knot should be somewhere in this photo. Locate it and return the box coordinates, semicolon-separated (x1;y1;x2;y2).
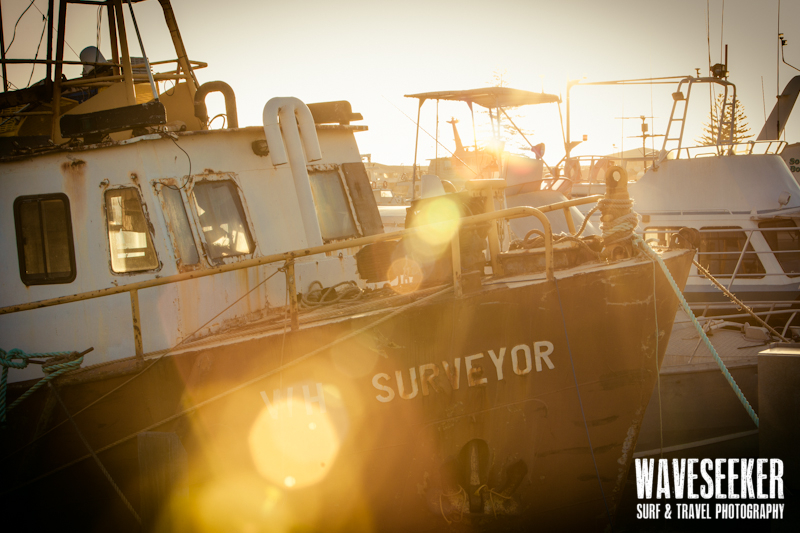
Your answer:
0;348;33;370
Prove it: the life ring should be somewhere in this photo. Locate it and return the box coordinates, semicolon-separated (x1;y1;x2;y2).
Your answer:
382;181;388;189
371;181;377;189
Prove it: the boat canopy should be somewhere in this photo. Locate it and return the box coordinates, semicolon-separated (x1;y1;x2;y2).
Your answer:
404;87;560;109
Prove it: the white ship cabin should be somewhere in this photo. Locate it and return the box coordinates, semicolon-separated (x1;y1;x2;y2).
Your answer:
0;0;382;383
627;77;800;318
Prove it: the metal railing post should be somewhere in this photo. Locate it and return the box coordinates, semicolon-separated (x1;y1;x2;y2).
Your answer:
726;230;753;290
1;202;581;318
451;230;463;298
563;207;577;234
130;289;143;358
484;186;504;276
285;260;299;331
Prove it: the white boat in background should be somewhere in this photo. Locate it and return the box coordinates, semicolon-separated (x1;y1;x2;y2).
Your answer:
568;75;800;325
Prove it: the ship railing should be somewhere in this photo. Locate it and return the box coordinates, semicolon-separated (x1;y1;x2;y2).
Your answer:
664;140;786;160
563;154;655;183
0;57;207;118
0;196;601;359
676;305;800;339
643;226;800;287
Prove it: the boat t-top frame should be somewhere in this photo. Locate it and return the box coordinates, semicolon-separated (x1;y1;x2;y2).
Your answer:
0;0;204;142
403;87;561;198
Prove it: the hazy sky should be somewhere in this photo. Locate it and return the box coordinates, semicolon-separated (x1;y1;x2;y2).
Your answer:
3;0;799;165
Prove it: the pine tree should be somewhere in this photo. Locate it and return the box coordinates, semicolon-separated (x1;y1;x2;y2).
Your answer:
697;93;752;145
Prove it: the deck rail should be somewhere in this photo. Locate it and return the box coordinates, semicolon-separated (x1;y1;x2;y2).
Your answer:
0;196;601;358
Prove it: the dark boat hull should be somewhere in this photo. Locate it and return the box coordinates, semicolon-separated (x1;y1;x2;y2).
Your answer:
2;250;693;532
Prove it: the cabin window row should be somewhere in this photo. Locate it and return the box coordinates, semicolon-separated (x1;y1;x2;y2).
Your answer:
12;165;372;285
13;178;253;285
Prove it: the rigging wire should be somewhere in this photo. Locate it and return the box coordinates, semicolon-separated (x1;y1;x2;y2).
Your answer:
2;266;285;465
29;0;79;59
96;6;102;52
25;13;47;88
381;95;479;177
720;0;725;63
164;135;193;191
3;0;37;54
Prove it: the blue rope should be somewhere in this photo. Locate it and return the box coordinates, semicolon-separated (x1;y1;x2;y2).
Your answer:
0;349;82;425
633;236;759;428
553;278;613;528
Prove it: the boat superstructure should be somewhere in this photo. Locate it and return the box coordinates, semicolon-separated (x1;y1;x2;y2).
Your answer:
566;76;800;326
1;2;695;531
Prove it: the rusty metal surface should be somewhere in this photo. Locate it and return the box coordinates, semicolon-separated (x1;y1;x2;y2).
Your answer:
0;249;693;531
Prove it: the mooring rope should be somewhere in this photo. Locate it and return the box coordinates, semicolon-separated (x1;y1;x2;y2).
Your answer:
0;349;87;425
634;235;759;427
693;259;788;342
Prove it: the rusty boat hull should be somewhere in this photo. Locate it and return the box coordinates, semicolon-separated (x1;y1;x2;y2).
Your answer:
1;249;693;532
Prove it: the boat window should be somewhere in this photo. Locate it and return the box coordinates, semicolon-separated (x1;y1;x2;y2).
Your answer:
698;227;765;278
192;180;253;260
308;169;358;241
643;227;683;247
159;185;200;265
104;188;159;273
758;219;800;277
13;194;76;285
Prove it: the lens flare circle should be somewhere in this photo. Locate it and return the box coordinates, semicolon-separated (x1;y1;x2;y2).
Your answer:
248;396;342;490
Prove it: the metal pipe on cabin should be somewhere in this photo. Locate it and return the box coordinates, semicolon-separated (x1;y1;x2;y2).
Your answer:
194;81;238;128
50;0;68;140
262;97;323;248
107;1;120;76
46;0;54;83
157;0;198;94
0;1;8;92
411;99;423;201
125;0;159;102
0;202;576;316
565;80;575;160
112;0;136;106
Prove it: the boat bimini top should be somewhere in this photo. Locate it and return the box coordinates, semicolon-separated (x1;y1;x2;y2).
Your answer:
404;87;560;108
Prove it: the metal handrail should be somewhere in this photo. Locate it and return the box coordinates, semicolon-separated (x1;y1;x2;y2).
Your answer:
1;198;592;357
665;140;786;160
0;200;612;317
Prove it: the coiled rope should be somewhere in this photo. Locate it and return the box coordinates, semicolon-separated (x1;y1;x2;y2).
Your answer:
300;280;363;308
0;348;88;424
598;197;638;246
